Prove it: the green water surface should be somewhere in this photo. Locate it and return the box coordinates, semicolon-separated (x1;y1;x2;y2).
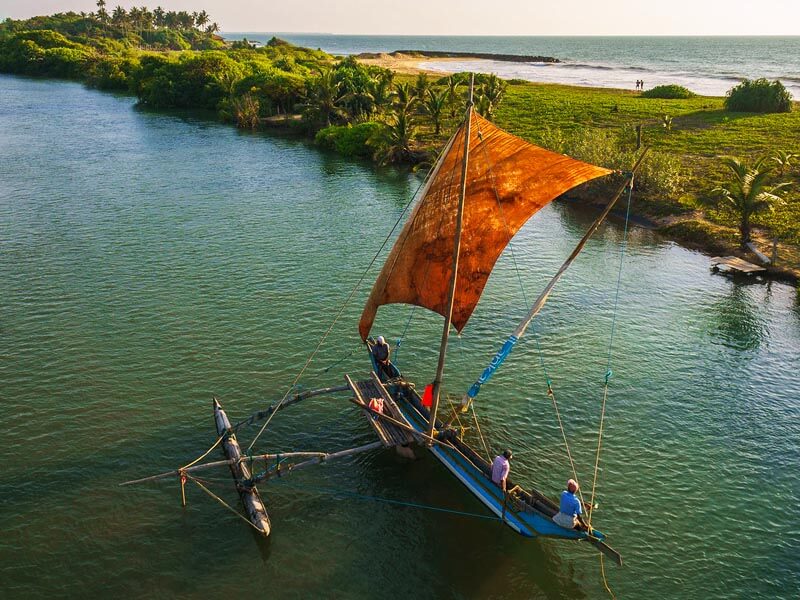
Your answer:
1;76;798;599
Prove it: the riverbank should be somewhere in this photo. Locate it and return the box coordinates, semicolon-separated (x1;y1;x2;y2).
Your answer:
355;53;800;281
2;11;797;281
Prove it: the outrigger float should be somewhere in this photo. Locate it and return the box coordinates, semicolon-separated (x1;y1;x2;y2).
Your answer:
122;76;649;568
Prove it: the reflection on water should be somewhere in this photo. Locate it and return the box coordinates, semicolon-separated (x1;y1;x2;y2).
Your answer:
708;283;766;351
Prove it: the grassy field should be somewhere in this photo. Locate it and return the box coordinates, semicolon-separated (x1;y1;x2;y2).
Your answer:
490;81;800;278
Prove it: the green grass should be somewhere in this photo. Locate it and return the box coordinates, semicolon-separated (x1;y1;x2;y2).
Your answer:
489;81;800;275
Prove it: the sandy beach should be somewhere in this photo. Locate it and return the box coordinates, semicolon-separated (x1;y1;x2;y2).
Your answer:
357;53;469;76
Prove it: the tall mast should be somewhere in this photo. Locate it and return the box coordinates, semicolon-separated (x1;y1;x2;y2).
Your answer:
426;74;474;443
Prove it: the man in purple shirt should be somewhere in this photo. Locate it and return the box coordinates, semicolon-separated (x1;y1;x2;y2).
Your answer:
491;449;513;492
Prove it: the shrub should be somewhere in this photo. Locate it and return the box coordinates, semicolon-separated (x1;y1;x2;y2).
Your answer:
641;84;696;99
315;122;383;157
86;55;140;90
724;78;792;113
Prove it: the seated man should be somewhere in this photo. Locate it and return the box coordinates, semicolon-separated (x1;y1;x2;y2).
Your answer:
371;336;392;378
552;478;582;529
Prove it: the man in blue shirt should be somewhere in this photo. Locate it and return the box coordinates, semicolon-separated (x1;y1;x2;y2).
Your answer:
553;478;582;529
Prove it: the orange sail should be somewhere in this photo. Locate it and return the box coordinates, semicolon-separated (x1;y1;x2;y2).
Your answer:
359;112;613;341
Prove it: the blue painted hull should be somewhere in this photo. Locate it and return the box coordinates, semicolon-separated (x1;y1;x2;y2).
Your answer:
366;345;600;542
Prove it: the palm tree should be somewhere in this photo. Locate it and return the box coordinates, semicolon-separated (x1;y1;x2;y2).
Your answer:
479;74;506;121
444;76;462;118
96;0;109;23
712;156;790;249
423;88;447;135
153;6;165;28
205;22;220;34
370;111;417;164
392;82;417;116
414;73;431;98
772;150;797;176
367;73;393;115
195;10;210;30
111;6;128;35
303;70;346;126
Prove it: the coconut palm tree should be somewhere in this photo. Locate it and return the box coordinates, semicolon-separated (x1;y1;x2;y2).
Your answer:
423;88;448;135
370;111;417;164
367;73;393;115
445;76;462;118
392;82;417;116
303;70;346;126
479;74;506;121
712;156;791;249
772;150;797;176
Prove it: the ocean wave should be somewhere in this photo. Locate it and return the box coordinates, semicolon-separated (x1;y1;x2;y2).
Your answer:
560;62;654;73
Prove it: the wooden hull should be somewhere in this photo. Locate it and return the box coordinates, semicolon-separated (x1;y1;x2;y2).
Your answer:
213;398;271;536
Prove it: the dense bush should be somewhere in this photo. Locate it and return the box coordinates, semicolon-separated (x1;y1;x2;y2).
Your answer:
315;122;383;157
641;84;696;99
724;79;792;113
536;127;685;201
86;55;140;90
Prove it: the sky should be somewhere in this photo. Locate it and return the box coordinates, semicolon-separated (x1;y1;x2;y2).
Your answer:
2;0;800;35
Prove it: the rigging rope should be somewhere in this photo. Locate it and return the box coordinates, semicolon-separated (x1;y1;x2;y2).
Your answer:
270;479;504;523
474;117;587;507
187;475;265;533
246;149;446;452
587;175;634;527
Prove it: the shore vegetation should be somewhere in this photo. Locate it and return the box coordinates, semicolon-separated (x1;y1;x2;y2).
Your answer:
641;84;696;99
725;79;793;114
1;9;798;278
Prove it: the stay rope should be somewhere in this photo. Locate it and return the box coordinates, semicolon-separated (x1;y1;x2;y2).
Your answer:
245;149;446;452
587;175;634;527
187;475;265;533
270;479;504;523
474;118;588;509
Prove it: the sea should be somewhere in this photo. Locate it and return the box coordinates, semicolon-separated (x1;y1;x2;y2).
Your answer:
231;34;800;97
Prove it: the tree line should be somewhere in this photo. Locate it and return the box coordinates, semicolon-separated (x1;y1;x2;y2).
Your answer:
0;9;507;165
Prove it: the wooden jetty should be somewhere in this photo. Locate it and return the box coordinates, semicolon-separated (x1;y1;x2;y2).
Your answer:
213;398;271;536
711;256;766;276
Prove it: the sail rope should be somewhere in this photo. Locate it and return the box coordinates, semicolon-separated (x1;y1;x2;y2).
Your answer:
186;474;266;533
245;149;448;453
472;119;588;507
269;479;504;522
587;175;634;527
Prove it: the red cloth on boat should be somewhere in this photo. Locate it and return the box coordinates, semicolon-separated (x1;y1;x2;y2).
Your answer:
368;397;384;414
421;384;433;408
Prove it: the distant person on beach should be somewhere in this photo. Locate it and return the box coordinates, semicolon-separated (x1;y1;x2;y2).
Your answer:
640;80;645;91
553;478;582;529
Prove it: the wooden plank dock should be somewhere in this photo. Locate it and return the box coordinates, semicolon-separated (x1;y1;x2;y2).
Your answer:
711;256;766;275
345;373;416;448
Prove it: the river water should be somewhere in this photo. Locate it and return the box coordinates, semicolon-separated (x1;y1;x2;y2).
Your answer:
1;75;799;599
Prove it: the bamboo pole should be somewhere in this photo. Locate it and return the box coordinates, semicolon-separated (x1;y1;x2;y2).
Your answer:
120;450;345;487
232;384;350;430
347;397;454;450
251;441;384;484
427;73;475;444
